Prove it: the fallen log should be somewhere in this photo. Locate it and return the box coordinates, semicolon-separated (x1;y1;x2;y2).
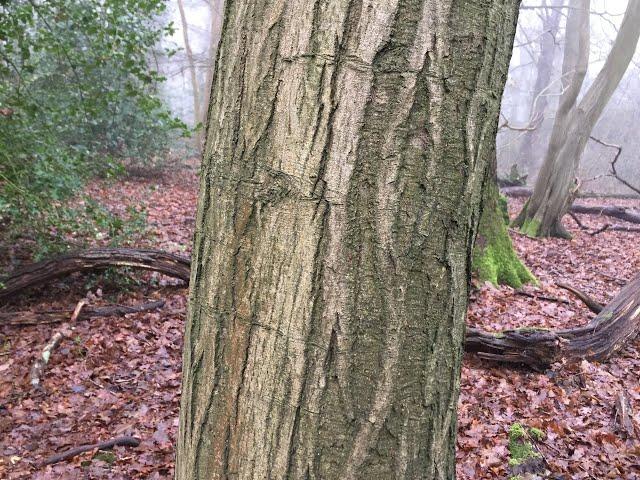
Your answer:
588;224;640;235
470;273;640;369
1;300;165;326
501;186;533;198
41;436;140;466
570;205;640;225
501;186;640;201
501;188;640;226
0;248;190;302
465;327;564;370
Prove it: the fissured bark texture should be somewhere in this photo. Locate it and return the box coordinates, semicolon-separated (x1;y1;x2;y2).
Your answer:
177;1;520;478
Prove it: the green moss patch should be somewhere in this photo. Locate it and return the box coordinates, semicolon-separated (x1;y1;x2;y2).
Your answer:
474;186;536;289
474;239;537;289
508;423;545;474
519;218;541;237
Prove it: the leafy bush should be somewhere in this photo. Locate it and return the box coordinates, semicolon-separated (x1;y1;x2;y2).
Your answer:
32;198;150;260
0;0;187;256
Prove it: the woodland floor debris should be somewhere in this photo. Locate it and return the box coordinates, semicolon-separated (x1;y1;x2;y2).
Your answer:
1;171;639;479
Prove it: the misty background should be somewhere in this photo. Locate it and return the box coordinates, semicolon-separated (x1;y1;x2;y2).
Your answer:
163;0;639;195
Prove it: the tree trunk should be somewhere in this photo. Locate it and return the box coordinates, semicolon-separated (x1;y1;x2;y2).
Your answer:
175;1;520;479
474;153;536;289
516;0;562;175
198;0;224;126
176;0;202;146
514;0;640;238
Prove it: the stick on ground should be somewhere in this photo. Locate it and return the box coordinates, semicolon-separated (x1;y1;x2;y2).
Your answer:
30;300;86;389
2;300;165;327
556;283;604;314
41;436;141;466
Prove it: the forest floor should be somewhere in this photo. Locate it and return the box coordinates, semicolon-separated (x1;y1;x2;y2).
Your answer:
1;168;639;479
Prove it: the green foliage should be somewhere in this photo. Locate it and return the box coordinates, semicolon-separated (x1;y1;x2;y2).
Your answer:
32;196;149;260
529;427;545;441
0;0;186;254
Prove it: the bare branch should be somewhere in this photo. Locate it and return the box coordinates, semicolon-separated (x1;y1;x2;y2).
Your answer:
589;136;640;196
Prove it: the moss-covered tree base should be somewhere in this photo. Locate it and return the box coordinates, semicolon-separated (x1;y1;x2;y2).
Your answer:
513;200;573;239
473;188;536;289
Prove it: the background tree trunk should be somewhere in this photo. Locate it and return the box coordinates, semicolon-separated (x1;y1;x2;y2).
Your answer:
516;0;562;175
176;0;203;148
514;0;640;238
198;0;224;127
474;152;536;289
176;1;519;479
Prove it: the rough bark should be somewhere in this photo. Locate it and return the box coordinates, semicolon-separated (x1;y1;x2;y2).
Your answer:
514;0;640;238
473;154;535;288
516;0;562;174
0;248;190;302
176;1;520;479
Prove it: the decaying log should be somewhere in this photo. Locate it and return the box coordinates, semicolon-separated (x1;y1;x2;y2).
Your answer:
560;274;640;361
465;327;565;370
501;188;640;226
469;274;640;369
501;186;534;198
1;300;165;326
501;186;639;201
0;248;190;301
41;436;140;466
